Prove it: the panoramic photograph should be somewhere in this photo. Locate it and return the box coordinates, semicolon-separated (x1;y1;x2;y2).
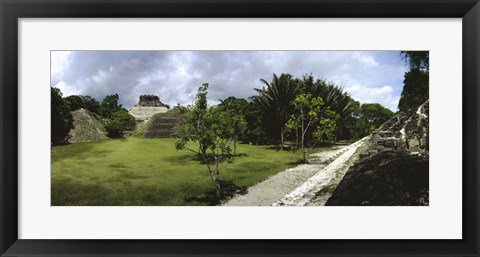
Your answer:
51;50;429;206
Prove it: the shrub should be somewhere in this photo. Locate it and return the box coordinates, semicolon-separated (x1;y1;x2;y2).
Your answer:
105;110;136;138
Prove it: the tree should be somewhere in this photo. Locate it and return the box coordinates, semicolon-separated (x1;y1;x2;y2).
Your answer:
360;103;395;126
401;51;429;71
175;84;235;198
65;95;100;114
254;73;298;149
104;109;136;138
285;93;325;162
243;101;267;144
218;97;248;155
99;94;123;118
313;108;339;143
80;95;101;114
348;103;394;137
51;87;71;145
398;51;429;112
64;95;85;111
398;68;429;112
296;75;356;142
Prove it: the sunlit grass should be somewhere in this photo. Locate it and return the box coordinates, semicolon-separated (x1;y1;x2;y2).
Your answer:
51;137;328;206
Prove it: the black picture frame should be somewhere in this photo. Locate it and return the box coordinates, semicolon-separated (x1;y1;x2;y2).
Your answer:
1;0;479;256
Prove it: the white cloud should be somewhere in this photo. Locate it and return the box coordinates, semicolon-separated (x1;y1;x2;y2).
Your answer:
51;51;71;86
51;51;71;75
345;84;399;111
50;50;406;111
54;81;81;97
352;52;379;67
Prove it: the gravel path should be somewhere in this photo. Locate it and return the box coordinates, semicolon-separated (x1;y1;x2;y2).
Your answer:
274;138;367;206
222;145;347;206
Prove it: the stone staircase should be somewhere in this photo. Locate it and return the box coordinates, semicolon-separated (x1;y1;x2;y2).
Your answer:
143;114;183;138
359;130;404;159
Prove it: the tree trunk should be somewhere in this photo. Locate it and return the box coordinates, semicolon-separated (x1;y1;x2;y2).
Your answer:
295;128;299;148
280;125;284;150
301;112;305;150
214;179;222;198
204;150;222;199
214;155;221;198
214;155;220;179
234;136;237;156
303;149;307;163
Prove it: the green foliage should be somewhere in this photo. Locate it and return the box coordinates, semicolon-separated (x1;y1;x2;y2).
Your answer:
246;102;267;142
348;103;395;138
99;93;123;118
253;73;358;145
253;73;298;149
175;83;239;197
361;103;395;125
175;83;209;151
297;75;356;142
51;87;72;145
105;110;136;138
218;97;248;154
401;51;429;71
286;93;338;162
64;95;100;114
286;93;325;147
398;69;429;112
398;51;429;112
313;108;339;142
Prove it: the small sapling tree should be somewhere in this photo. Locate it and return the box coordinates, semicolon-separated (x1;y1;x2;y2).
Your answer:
175;84;234;198
286;93;323;163
286;93;339;163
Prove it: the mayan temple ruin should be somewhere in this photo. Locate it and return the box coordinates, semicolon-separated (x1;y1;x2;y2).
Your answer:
128;95;169;126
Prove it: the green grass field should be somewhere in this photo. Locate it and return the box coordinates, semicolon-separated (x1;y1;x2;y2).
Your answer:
51;137;324;206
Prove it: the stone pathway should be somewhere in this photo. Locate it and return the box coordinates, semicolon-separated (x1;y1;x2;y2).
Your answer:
274;137;367;206
222;144;352;206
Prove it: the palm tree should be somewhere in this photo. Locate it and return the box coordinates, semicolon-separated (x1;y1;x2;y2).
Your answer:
298;75;356;142
254;73;298;150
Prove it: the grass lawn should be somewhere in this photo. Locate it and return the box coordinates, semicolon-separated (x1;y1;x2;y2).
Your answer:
51;137;324;206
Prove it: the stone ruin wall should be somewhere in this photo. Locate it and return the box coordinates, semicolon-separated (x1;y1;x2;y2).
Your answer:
136;94;169;108
360;100;429;158
129;94;169;127
326;100;429;206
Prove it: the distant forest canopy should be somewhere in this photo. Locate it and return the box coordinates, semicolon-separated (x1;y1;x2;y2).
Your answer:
51;51;429;147
51;90;136;144
51;73;394;146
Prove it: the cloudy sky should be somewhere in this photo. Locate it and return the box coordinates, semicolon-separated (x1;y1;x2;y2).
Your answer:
51;51;408;111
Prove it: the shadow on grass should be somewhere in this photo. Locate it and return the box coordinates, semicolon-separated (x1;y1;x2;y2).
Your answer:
184;180;248;206
166;152;249;165
266;145;294;151
234;153;248;157
163;153;203;163
316;142;344;147
287;159;306;165
52;144;114;162
266;143;348;151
